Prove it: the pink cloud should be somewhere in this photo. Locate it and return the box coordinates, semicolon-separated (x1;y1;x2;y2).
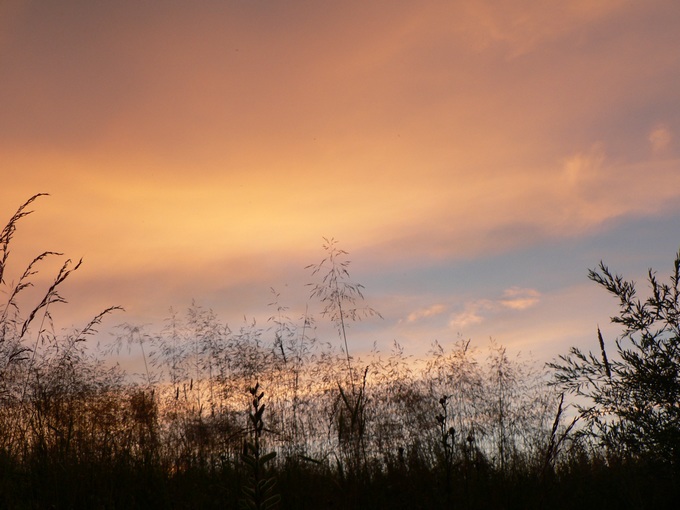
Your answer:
649;125;672;154
449;287;541;329
500;287;541;310
406;304;447;323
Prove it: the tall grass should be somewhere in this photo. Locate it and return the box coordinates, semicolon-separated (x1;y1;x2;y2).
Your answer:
1;195;677;509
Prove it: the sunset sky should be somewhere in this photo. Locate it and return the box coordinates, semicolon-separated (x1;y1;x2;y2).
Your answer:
2;0;680;366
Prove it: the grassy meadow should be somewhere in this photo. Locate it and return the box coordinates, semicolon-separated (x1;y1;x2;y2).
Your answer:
1;195;679;509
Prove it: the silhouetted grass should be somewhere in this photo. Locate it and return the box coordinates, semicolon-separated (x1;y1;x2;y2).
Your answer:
1;195;679;509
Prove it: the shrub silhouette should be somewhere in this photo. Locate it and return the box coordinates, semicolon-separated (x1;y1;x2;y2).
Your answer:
551;250;680;464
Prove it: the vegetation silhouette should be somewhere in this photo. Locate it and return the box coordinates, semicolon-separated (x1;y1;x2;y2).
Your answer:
551;253;680;463
0;194;678;509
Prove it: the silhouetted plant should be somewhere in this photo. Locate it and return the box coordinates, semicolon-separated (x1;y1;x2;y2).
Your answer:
1;194;73;374
482;340;552;473
266;290;318;456
436;394;456;506
0;195;128;508
335;365;370;473
307;237;381;394
241;382;280;510
551;251;680;464
542;392;578;477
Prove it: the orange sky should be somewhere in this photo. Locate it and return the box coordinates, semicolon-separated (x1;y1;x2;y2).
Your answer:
2;0;680;363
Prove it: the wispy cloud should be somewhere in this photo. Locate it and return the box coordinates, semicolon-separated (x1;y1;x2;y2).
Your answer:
649;125;672;155
561;144;606;190
406;303;447;323
449;300;494;328
449;287;541;329
453;0;628;57
499;287;541;311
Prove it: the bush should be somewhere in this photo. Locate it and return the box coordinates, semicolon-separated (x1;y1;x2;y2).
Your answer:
551;250;680;464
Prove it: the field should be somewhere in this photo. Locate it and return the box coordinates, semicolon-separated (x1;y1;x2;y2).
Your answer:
2;196;679;509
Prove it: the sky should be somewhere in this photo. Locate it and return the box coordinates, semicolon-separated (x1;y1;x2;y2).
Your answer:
2;0;680;367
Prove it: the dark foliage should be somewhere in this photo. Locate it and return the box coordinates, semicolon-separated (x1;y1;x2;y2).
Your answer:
551;250;680;466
